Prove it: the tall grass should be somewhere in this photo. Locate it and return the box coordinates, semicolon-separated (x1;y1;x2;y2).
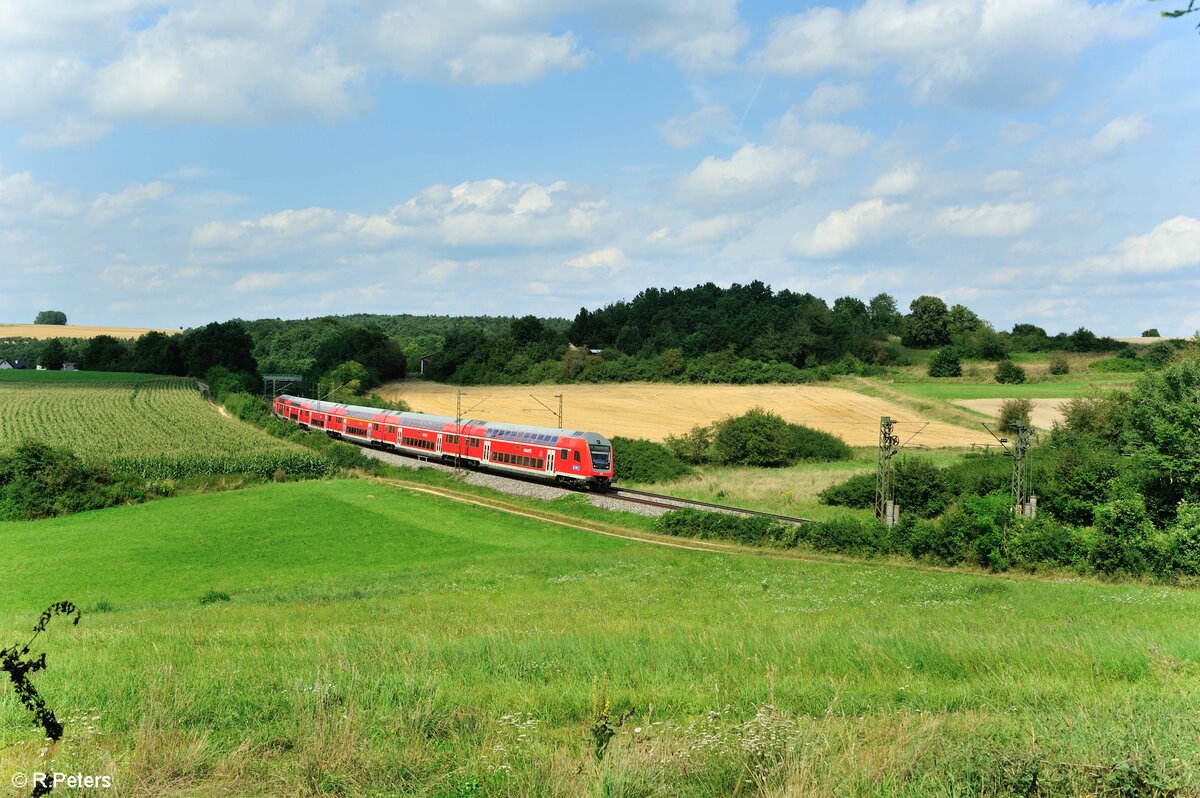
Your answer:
2;480;1199;796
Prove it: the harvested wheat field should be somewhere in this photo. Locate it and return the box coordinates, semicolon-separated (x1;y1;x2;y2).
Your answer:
953;398;1071;431
0;323;176;339
381;381;986;447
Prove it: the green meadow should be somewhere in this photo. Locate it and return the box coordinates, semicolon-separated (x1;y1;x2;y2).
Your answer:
885;379;1135;402
3;479;1199;797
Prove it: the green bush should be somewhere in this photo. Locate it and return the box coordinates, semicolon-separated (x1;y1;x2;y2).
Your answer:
1007;516;1089;571
711;408;794;467
1089;357;1148;373
1162;501;1200;576
678;409;852;468
820;458;953;518
928;348;962;378
894;458;953;518
993;360;1026;384
663;424;713;464
0;440;154;520
1143;341;1178;367
1091;493;1154;575
654;509;789;546
801;516;894;556
788;423;853;461
1047;355;1070;375
612;437;691;484
818;472;876;508
998;398;1033;433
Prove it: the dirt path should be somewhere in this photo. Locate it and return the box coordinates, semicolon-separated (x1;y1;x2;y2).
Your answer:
380;380;987;447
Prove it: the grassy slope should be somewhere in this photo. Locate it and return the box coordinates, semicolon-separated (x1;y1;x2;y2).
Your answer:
3;480;1199;796
889;380;1135;401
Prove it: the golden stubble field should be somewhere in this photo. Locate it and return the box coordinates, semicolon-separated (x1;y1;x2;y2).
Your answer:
381;380;987;447
0;324;177;340
953;398;1071;430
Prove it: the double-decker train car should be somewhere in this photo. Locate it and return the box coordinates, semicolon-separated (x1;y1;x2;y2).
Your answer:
272;394;614;488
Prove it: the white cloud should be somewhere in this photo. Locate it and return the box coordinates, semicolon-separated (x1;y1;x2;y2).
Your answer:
0;171;78;221
982;169;1023;193
770;116;873;158
647;213;749;248
866;164;920;196
1;1;750;145
444;32;588;85
676;144;814;207
91;181;174;219
192;178;613;257
18;116;113;149
937;202;1040;237
656;104;736;149
759;0;1147;105
1068;216;1200;277
791;199;908;256
233;272;290;292
800;82;866;117
565;246;628;272
590;0;748;71
1089;113;1149;155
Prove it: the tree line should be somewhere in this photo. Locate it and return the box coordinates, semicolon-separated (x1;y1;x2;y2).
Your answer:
6;282;1132;390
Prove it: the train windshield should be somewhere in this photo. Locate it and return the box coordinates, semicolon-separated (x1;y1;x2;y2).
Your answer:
589;444;611;471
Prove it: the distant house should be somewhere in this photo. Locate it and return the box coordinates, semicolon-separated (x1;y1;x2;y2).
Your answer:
419;354;434;375
0;359;30;370
62;362;78;372
10;359;30;370
0;359;12;370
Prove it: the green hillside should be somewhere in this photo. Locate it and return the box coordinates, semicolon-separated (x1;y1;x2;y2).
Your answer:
2;480;1198;796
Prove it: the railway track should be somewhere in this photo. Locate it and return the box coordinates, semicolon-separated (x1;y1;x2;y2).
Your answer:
320;426;813;526
604;486;812;525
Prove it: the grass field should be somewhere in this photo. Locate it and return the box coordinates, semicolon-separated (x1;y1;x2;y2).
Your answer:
624;449;976;520
0;371;323;478
2;479;1198;797
381;381;984;448
0;324;176;340
886;379;1134;401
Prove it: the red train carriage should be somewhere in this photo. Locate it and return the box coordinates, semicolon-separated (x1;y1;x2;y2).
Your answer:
272;395;614;488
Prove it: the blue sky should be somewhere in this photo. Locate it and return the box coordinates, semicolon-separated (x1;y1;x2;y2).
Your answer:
2;0;1198;335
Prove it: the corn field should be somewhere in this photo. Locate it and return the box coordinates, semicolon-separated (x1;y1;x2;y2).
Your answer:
0;375;331;478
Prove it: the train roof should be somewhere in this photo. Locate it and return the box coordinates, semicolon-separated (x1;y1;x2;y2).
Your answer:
277;395;610;445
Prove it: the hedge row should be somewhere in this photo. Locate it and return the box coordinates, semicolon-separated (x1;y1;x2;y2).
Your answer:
654;494;1200;580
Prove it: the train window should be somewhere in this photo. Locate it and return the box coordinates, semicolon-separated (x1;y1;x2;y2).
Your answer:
573;451;581;462
561;448;568;458
537;459;544;469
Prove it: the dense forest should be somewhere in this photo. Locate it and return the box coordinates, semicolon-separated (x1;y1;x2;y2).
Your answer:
2;281;1133;393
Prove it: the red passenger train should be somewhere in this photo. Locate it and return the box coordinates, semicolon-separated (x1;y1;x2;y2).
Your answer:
272;394;615;488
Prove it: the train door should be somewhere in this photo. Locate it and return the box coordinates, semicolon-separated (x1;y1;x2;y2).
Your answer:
436;434;443;455
546;450;555;473
483;441;491;464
